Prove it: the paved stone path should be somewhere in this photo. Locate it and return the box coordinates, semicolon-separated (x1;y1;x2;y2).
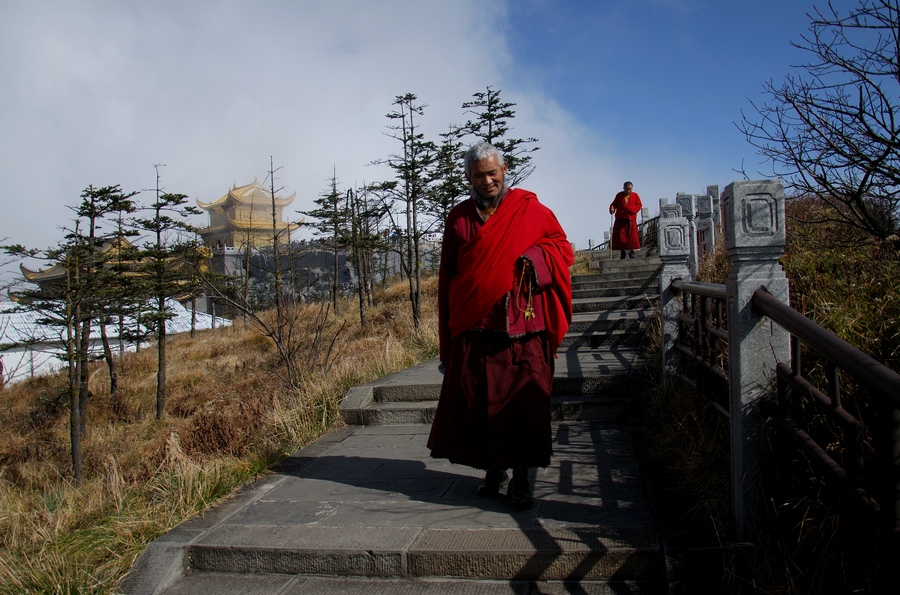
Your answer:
122;417;661;594
121;253;666;594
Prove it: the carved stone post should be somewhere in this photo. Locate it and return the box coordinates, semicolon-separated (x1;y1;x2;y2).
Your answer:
707;184;720;226
696;194;715;258
722;179;790;540
659;197;682;220
676;193;698;277
658;214;691;377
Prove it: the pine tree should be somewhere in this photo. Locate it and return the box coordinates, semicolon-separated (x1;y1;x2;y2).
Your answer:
459;85;540;187
131;166;201;419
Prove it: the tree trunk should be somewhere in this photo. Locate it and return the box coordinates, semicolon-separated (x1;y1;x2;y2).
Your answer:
68;313;83;483
100;321;119;406
78;317;91;437
332;241;339;313
156;300;166;419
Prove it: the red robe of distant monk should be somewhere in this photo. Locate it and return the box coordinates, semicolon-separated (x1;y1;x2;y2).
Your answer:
610;190;643;250
427;188;573;471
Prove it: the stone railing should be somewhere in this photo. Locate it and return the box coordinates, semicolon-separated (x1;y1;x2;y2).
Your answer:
658;179;900;546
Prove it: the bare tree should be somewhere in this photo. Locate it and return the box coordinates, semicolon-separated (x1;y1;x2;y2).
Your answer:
739;0;900;240
345;184;390;327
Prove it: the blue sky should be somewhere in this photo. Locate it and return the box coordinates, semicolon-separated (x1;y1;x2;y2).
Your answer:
503;0;830;190
0;0;856;287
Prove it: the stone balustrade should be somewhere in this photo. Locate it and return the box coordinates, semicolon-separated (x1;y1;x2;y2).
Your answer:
658;179;791;539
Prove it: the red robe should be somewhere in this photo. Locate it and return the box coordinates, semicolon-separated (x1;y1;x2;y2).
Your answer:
610;191;642;250
428;189;573;470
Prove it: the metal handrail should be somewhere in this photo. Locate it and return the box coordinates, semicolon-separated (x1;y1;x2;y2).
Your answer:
671;278;730;417
672;279;727;300
752;289;900;408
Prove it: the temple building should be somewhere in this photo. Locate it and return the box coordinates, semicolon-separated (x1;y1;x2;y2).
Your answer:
196;180;299;250
18;236;138;297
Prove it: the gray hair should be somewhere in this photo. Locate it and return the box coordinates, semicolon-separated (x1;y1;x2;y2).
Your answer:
463;142;505;177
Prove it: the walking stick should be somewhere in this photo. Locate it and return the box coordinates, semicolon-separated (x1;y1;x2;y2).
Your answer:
609;213;614;253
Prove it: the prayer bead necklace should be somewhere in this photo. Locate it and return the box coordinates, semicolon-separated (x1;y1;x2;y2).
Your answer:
516;263;536;321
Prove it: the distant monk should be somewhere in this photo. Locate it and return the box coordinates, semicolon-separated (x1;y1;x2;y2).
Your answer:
609;181;642;259
427;142;573;509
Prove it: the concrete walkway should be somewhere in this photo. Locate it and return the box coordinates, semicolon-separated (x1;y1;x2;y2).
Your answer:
121;257;665;594
121;413;661;594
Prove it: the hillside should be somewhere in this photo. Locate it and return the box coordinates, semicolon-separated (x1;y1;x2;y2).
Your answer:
0;276;439;594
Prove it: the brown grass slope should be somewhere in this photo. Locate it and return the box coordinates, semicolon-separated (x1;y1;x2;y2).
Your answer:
0;276;438;594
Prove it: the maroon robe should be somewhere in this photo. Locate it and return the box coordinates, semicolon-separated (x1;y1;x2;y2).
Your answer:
427;189;573;470
610;191;642;250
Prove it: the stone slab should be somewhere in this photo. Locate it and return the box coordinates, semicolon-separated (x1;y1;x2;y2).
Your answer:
408;527;660;580
126;417;662;593
162;572;659;595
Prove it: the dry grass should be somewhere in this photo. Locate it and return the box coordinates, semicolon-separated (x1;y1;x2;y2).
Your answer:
0;275;439;594
570;250;594;275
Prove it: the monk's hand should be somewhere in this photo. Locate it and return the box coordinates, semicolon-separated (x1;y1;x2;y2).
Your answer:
609;205;616;214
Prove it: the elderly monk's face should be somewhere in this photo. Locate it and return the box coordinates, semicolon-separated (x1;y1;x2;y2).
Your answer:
467;155;507;201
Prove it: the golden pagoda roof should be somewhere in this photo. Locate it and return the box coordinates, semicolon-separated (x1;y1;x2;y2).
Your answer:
21;237;136;282
197;180;296;212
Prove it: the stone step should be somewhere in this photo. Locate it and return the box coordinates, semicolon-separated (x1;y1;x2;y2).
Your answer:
572;269;660;291
589;261;662;275
341;351;653;426
370;351;651;401
562;310;653;349
160;573;658;594
154;420;663;587
185;525;661;583
341;393;633;427
566;310;650;334
572;285;657;299
589;247;657;260
124;414;665;594
571;294;658;314
572;277;659;292
559;329;643;350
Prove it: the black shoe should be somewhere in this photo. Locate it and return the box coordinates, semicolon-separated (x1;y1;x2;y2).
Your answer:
619;251;626;259
476;469;507;498
507;468;533;509
629;250;635;258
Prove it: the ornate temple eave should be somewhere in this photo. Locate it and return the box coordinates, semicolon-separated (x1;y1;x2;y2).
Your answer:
229;221;299;231
21;263;64;282
19;238;137;282
197;180;296;211
197;221;298;235
196;224;228;236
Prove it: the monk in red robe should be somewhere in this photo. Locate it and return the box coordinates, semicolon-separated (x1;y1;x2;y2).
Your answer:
609;181;642;258
427;142;573;509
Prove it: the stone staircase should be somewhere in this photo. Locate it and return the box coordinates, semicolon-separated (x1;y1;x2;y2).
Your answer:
122;250;666;595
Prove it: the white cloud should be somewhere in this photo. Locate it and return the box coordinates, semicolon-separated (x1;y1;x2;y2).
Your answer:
2;0;708;286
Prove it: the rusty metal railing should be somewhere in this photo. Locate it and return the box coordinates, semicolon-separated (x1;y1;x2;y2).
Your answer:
669;281;900;542
751;288;900;538
671;279;729;418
